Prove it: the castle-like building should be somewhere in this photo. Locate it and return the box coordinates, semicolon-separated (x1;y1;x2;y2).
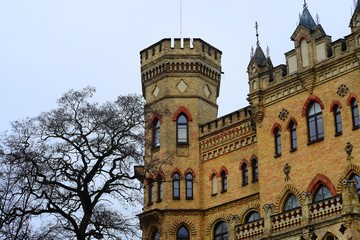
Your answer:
137;3;360;240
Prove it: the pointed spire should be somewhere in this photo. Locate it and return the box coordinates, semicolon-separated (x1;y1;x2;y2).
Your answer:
255;21;260;47
252;22;267;67
299;2;317;30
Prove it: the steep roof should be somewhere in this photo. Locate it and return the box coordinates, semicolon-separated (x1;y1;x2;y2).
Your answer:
299;5;317;30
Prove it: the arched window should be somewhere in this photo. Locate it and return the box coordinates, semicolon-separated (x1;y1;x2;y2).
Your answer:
283;194;300;212
324;233;338;240
177;225;189;240
186;173;193;200
148;178;154;205
274;127;282;156
245;211;261;223
156;175;163;202
289;121;297;151
212;175;218;195
350;98;359;129
221;171;227;192
349;174;360;195
173;173;180;200
333;105;342;135
153;118;160;148
313;185;332;202
214;221;228;240
177;114;189;144
251;158;258;182
241;163;248;186
307;102;324;143
152;230;160;240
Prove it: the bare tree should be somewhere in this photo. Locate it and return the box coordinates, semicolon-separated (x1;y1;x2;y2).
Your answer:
0;87;144;239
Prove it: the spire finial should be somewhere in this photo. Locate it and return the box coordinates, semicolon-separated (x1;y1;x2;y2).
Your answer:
255;21;260;46
303;0;307;9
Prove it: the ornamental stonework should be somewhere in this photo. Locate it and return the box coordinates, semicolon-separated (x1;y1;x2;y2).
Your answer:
278;109;289;121
337;84;349;97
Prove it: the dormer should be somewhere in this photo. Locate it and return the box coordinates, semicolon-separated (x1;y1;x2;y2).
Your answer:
287;3;331;74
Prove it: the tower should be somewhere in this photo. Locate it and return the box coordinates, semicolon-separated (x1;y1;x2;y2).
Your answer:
139;38;222;240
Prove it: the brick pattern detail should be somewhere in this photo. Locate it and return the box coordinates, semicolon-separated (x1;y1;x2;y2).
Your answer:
172;106;193;121
329;100;342;112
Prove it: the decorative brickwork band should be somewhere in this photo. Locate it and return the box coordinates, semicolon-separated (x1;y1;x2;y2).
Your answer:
173;106;193;121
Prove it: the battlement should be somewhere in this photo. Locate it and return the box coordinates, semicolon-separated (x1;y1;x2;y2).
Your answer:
140;38;222;67
199;107;253;138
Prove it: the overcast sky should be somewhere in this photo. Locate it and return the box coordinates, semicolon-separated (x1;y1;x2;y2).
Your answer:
0;1;353;132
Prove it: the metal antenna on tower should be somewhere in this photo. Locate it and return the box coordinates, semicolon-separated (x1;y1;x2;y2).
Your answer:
180;0;183;40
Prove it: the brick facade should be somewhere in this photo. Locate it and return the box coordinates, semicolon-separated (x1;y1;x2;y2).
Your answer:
138;4;360;240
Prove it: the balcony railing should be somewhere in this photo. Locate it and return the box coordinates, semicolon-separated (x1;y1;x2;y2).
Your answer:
309;195;342;221
235;218;264;240
271;208;302;232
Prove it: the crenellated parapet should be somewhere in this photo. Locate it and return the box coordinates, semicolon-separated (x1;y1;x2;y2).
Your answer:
140;38;222;83
199;108;256;161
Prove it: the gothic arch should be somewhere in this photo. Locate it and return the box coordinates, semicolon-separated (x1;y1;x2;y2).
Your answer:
184;168;196;178
307;174;337;197
173;106;193;121
219;166;229;177
347;93;359;105
275;184;303;213
171;168;183;179
286;117;298;130
240;203;261;223
329;100;342;112
204;213;229;236
156;171;165;180
148;112;163;129
209;169;217;180
239;159;249;169
271;122;282;134
336;163;360;193
302;95;325;117
145;223;164;240
169;219;197;236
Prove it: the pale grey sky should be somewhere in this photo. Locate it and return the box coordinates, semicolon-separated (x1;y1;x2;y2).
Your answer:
0;1;352;132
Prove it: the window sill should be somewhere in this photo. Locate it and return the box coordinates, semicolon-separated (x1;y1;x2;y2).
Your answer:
177;142;189;146
151;146;160;152
211;193;217;197
290;148;297;153
242;182;248;187
147;202;153;206
252;179;259;183
173;197;180;200
334;132;342;137
156;200;162;203
307;137;324;145
186;197;193;200
221;190;227;194
274;153;282;158
353;126;359;131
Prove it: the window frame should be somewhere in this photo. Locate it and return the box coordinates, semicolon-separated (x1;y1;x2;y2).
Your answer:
211;174;218;196
221;171;228;193
173;173;180;200
283;194;300;212
274;127;282;157
176;225;190;240
214;221;228;240
313;185;332;202
307;102;324;143
251;158;258;182
333;104;342;136
177;114;189;144
241;163;248;186
185;173;193;200
156;175;163;202
148;178;154;205
153;118;160;148
245;211;261;223
351;98;359;130
289;121;297;151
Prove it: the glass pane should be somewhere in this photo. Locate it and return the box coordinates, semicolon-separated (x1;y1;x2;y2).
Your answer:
177;226;189;240
317;115;324;138
314;185;332;202
352;100;359;128
246;211;260;222
284;194;300;211
178;115;187;124
178;126;187;143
